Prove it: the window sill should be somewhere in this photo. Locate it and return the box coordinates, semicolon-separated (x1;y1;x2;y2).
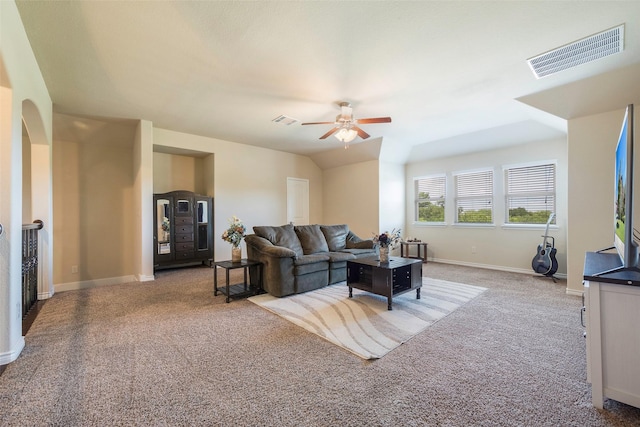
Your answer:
452;223;496;229
501;224;560;230
413;221;447;227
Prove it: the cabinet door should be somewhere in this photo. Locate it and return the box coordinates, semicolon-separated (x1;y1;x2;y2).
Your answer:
174;196;193;216
195;196;213;260
371;268;391;296
154;196;173;264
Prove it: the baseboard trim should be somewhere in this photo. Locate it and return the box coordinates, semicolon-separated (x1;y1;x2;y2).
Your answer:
38;291;53;300
565;288;584;297
138;274;155;282
431;258;567;280
55;275;138;293
0;337;25;366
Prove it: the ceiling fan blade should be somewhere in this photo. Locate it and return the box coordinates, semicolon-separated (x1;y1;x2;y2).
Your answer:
353;126;370;140
356;117;392;124
319;127;339;139
301;121;335;126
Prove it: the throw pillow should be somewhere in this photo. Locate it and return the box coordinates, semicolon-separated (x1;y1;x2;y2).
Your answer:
320;224;349;251
294;224;329;254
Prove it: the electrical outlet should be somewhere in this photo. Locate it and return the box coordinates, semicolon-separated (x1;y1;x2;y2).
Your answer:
71;265;78;274
471;246;476;254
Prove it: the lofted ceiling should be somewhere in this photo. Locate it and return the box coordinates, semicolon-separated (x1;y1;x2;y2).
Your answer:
15;1;640;163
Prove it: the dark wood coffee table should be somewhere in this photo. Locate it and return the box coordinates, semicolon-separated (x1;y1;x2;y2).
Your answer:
346;257;422;310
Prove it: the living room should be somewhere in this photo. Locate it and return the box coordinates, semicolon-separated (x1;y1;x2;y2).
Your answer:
2;1;640;424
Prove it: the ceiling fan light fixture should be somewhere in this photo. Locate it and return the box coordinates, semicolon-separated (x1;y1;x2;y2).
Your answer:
335;127;357;143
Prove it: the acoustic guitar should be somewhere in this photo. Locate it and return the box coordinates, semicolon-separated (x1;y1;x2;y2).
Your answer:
531;213;558;277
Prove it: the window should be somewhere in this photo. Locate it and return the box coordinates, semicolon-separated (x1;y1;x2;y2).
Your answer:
415;175;446;222
505;162;556;224
454;169;493;224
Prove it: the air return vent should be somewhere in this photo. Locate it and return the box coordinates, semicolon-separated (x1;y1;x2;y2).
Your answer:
527;24;624;79
272;115;298;125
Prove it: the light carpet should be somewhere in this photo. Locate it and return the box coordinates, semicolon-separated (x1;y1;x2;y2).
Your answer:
249;277;486;359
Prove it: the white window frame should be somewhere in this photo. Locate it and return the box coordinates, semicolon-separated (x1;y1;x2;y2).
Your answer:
453;168;494;225
414;174;446;224
503;161;556;226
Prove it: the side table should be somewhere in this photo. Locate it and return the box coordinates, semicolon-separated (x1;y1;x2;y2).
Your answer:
400;241;428;263
213;259;263;303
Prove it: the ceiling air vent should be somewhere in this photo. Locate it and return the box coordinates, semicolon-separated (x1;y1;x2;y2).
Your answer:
527;24;624;79
272;115;298;126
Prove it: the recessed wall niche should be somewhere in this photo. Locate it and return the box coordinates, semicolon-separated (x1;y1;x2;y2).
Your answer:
152;147;214;193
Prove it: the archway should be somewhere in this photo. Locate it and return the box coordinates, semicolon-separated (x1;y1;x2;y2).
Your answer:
21;99;54;302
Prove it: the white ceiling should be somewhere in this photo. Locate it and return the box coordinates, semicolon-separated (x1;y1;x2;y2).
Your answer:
15;1;640;163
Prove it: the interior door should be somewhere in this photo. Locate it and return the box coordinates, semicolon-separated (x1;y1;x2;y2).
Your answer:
287;177;309;225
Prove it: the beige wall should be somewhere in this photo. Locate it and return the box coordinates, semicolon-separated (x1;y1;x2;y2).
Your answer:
153;128;324;261
153;152;206;194
50;122;325;287
566;107;640;293
53;134;135;287
322;160;379;239
405;138;568;276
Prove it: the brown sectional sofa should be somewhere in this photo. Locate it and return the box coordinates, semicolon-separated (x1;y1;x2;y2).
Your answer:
245;223;376;297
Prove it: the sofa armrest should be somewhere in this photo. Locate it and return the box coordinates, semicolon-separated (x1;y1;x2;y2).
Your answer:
245;235;297;258
346;231;374;249
245;234;297;297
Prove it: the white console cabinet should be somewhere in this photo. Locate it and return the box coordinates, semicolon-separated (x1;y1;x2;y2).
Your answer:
583;252;640;410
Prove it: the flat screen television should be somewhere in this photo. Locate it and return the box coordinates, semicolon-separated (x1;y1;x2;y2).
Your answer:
611;104;637;271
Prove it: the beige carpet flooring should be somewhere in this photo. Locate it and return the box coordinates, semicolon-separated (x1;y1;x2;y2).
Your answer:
1;263;639;426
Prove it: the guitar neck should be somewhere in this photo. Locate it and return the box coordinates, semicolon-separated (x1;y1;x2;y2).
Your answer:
541;213;555;247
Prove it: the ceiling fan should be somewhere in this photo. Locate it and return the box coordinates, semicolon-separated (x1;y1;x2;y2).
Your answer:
301;102;391;148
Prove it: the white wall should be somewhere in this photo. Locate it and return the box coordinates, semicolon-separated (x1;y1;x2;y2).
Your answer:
405;138;568;276
379;161;405;255
0;1;53;364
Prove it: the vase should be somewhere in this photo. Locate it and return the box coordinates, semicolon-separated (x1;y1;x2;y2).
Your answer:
379;246;389;263
232;246;242;262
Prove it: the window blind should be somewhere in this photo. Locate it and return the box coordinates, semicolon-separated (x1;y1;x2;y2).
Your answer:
455;170;493;224
415;175;446;222
506;163;555;224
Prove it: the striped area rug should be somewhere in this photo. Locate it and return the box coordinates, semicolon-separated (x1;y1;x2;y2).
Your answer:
248;278;487;359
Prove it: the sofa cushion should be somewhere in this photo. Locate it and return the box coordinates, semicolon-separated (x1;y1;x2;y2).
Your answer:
341;248;377;259
346;239;374;249
253;224;304;257
326;251;356;264
295;224;329;255
320;224;350;251
293;254;330;275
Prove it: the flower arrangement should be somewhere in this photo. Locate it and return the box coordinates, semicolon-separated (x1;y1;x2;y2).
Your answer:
161;217;170;233
221;215;246;248
372;228;401;248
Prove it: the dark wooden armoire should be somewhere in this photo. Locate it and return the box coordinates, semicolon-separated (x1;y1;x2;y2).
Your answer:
153;190;213;270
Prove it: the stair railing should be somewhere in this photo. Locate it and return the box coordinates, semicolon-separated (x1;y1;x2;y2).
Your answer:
22;220;43;322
